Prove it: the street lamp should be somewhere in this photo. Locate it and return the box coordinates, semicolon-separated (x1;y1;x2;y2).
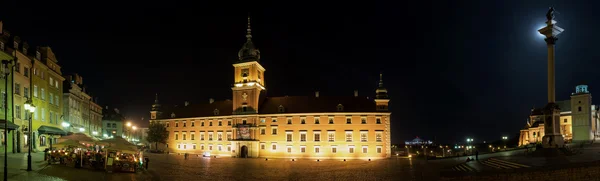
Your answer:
24;99;35;172
1;59;14;181
61;122;70;128
132;126;137;143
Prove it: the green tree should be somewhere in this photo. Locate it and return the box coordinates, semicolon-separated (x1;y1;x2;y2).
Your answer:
146;122;168;151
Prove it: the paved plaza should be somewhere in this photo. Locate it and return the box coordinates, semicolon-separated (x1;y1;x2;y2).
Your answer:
1;152;437;181
1;145;599;180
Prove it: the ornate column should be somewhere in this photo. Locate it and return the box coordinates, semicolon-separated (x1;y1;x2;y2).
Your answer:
538;7;565;148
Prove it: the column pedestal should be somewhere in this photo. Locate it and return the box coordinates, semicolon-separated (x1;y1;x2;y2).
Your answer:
542;102;564;148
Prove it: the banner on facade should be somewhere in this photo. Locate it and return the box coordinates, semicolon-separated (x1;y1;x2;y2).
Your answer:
237;125;251;139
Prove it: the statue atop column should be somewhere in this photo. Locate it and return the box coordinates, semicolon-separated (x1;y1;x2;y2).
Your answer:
546;7;555;21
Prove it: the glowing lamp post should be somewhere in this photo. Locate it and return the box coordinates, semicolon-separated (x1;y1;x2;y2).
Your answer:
24;99;35;171
132;126;137;143
126;122;132;140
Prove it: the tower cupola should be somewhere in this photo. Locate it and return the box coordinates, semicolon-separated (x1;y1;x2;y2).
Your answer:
237;16;260;63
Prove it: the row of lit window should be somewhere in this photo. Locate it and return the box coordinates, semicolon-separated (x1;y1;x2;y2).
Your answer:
172;130;384;143
283;131;383;142
177;144;231;151
174;132;232;141
175;143;384;154
164;117;385;128
260;144;383;154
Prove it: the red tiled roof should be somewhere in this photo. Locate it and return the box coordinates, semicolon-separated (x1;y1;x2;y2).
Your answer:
161;96;385;119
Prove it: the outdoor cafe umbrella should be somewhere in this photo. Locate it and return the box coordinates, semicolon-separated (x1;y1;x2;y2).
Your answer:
58;133;96;144
53;139;84;149
53;139;90;167
97;137;139;153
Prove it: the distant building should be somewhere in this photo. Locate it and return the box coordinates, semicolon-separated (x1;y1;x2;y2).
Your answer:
90;99;102;138
62;74;102;138
62;74;89;133
101;107;124;138
405;137;432;146
519;85;599;146
138;127;149;146
149;17;392;159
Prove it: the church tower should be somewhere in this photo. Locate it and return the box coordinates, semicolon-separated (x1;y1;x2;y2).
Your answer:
571;84;594;142
375;73;390;111
150;93;162;120
232;17;266;114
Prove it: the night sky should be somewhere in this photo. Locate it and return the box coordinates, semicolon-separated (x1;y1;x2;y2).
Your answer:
2;1;600;144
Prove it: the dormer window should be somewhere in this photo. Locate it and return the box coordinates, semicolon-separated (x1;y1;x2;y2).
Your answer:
170;112;176;118
36;51;41;60
242;105;248;112
337;104;344;111
22;47;27;55
214;109;220;115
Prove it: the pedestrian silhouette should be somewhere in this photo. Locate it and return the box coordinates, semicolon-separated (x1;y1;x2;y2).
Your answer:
475;150;479;161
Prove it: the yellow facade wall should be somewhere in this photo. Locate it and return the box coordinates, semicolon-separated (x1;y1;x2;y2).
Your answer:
158;113;391;159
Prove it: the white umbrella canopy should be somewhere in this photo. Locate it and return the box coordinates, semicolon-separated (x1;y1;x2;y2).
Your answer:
53;139;85;149
97;137;138;153
58;133;97;145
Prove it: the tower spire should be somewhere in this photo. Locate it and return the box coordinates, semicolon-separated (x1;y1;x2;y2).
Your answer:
375;72;388;99
155;93;159;104
246;16;252;39
237;16;260;62
379;73;384;88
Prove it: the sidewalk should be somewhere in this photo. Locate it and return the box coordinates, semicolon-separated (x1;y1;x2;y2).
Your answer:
0;152;52;180
443;143;600;177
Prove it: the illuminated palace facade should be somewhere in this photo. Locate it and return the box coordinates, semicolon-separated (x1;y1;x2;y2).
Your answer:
519;85;600;146
149;18;392;159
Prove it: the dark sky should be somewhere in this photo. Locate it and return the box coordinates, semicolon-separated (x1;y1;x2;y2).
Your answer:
2;1;599;144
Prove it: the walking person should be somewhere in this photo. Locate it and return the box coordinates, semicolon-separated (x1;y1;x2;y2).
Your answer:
475;150;479;161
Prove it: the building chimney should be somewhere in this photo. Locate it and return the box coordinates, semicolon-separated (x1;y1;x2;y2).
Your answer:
354;90;358;97
315;91;320;98
209;98;214;104
185;101;189;106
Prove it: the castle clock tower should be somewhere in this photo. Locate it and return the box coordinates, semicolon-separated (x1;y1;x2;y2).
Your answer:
232;17;266;114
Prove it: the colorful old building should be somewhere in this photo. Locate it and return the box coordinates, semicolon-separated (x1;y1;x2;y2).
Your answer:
149;18;392;159
32;46;67;151
0;25;17;153
0;22;67;153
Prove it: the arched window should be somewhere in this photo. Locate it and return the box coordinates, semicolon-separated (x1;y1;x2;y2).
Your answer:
578;107;582;112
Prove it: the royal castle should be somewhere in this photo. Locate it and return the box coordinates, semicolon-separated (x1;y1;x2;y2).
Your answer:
149;17;391;159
